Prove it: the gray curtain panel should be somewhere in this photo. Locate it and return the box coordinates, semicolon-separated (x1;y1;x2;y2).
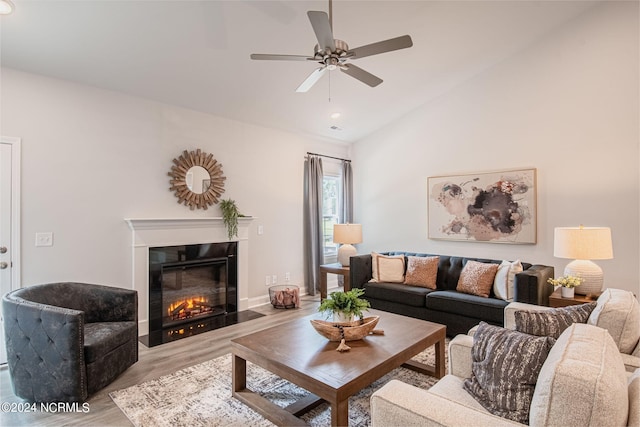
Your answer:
340;160;353;224
303;155;323;295
338;160;354;287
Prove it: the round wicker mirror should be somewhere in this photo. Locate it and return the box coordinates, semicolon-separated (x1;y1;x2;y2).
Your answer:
168;149;225;210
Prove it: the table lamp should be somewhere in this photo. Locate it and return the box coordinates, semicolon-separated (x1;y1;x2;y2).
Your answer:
333;223;362;266
553;226;613;295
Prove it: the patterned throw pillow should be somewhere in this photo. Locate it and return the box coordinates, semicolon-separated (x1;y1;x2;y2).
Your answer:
463;322;556;424
456;260;499;298
404;256;439;289
514;302;597;339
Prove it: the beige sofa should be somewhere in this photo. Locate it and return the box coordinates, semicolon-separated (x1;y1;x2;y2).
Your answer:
504;288;640;372
371;323;639;426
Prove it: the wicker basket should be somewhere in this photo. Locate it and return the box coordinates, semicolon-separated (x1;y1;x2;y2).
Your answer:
310;316;380;342
269;285;300;309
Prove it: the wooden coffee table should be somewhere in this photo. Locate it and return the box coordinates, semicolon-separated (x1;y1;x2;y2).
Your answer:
231;309;446;426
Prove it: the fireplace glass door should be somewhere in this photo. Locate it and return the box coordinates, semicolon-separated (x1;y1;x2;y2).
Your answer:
161;259;228;328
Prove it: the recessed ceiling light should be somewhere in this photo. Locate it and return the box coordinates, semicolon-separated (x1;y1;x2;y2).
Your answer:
330;112;341;119
0;0;14;15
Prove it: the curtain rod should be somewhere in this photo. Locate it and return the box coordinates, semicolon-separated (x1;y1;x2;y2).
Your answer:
306;152;351;162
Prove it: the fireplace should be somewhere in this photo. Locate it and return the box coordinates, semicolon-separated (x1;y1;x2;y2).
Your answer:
125;217;260;344
142;242;262;347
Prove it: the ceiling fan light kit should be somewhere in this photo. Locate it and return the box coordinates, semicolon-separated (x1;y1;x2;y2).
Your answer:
0;0;14;15
250;1;413;92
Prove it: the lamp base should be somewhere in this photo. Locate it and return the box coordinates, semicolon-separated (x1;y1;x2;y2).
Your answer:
564;259;603;295
337;244;357;267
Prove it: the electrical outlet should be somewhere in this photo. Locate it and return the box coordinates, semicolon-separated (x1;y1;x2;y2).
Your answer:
272;275;277;285
257;225;264;235
35;232;53;247
285;272;291;283
265;275;271;286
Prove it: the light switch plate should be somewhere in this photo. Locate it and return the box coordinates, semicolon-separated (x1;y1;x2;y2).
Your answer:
35;232;53;247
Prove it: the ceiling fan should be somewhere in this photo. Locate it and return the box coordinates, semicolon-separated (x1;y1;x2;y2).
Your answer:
250;0;413;92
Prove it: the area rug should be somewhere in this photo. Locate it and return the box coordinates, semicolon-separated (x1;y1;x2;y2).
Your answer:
110;344;448;427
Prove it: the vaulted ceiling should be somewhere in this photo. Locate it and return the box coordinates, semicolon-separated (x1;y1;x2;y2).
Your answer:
1;1;598;142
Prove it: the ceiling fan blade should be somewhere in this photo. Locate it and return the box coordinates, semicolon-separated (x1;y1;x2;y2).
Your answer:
340;64;383;87
348;35;413;59
307;11;335;53
296;66;328;92
250;54;314;61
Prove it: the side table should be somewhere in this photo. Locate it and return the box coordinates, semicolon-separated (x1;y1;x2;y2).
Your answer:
319;263;350;300
548;288;600;308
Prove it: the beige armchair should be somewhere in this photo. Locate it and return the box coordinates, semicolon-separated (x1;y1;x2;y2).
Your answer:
371;323;639;427
504;288;640;372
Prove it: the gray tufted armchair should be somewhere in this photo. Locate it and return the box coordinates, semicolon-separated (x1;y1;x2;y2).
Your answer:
2;282;138;402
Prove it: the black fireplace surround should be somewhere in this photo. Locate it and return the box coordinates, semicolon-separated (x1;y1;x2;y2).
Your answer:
141;242;262;347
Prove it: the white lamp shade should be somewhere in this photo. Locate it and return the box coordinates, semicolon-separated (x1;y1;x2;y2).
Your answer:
333;224;362;244
554;226;613;295
553;227;613;260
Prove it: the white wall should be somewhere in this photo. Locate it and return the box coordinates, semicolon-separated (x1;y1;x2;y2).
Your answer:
1;68;349;303
352;1;639;295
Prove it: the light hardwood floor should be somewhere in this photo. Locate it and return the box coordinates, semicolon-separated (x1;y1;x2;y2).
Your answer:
0;295;320;427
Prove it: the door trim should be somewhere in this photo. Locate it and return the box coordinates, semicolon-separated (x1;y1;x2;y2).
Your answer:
1;136;21;291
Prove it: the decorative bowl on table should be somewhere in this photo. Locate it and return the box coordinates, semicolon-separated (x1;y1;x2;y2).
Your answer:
310;315;380;342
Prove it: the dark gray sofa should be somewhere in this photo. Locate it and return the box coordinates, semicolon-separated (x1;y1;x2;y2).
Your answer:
2;282;138;402
350;252;554;337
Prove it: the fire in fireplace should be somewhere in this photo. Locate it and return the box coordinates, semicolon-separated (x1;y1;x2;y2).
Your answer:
167;296;217;322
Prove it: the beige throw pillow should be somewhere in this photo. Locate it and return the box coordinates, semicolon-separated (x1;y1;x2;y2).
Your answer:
404;256;439;289
457;260;499;298
493;259;523;301
587;288;640;354
370;253;405;283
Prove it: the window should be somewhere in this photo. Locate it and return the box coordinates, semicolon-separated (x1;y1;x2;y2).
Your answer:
322;175;340;262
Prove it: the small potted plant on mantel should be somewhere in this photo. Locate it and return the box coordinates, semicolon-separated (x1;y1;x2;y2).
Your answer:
548;275;584;298
318;288;371;322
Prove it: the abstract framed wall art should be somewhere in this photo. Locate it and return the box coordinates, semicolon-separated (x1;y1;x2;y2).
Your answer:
428;168;537;244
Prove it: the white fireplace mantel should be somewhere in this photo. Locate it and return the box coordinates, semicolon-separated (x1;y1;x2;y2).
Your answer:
125;217;254;336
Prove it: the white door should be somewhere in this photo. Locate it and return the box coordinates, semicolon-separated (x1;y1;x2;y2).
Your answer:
0;137;21;365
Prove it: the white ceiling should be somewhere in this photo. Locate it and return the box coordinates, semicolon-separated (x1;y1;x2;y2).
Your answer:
1;0;599;143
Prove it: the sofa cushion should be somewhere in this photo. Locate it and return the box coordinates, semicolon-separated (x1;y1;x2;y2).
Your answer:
463;322;555;424
370;253;405;283
429;375;487;413
404;256;438;289
457;261;499;298
363;281;432;308
587;288;640;354
493;260;523;301
628;369;640;427
514;302;596;339
83;321;138;364
426;290;508;324
530;323;628;427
